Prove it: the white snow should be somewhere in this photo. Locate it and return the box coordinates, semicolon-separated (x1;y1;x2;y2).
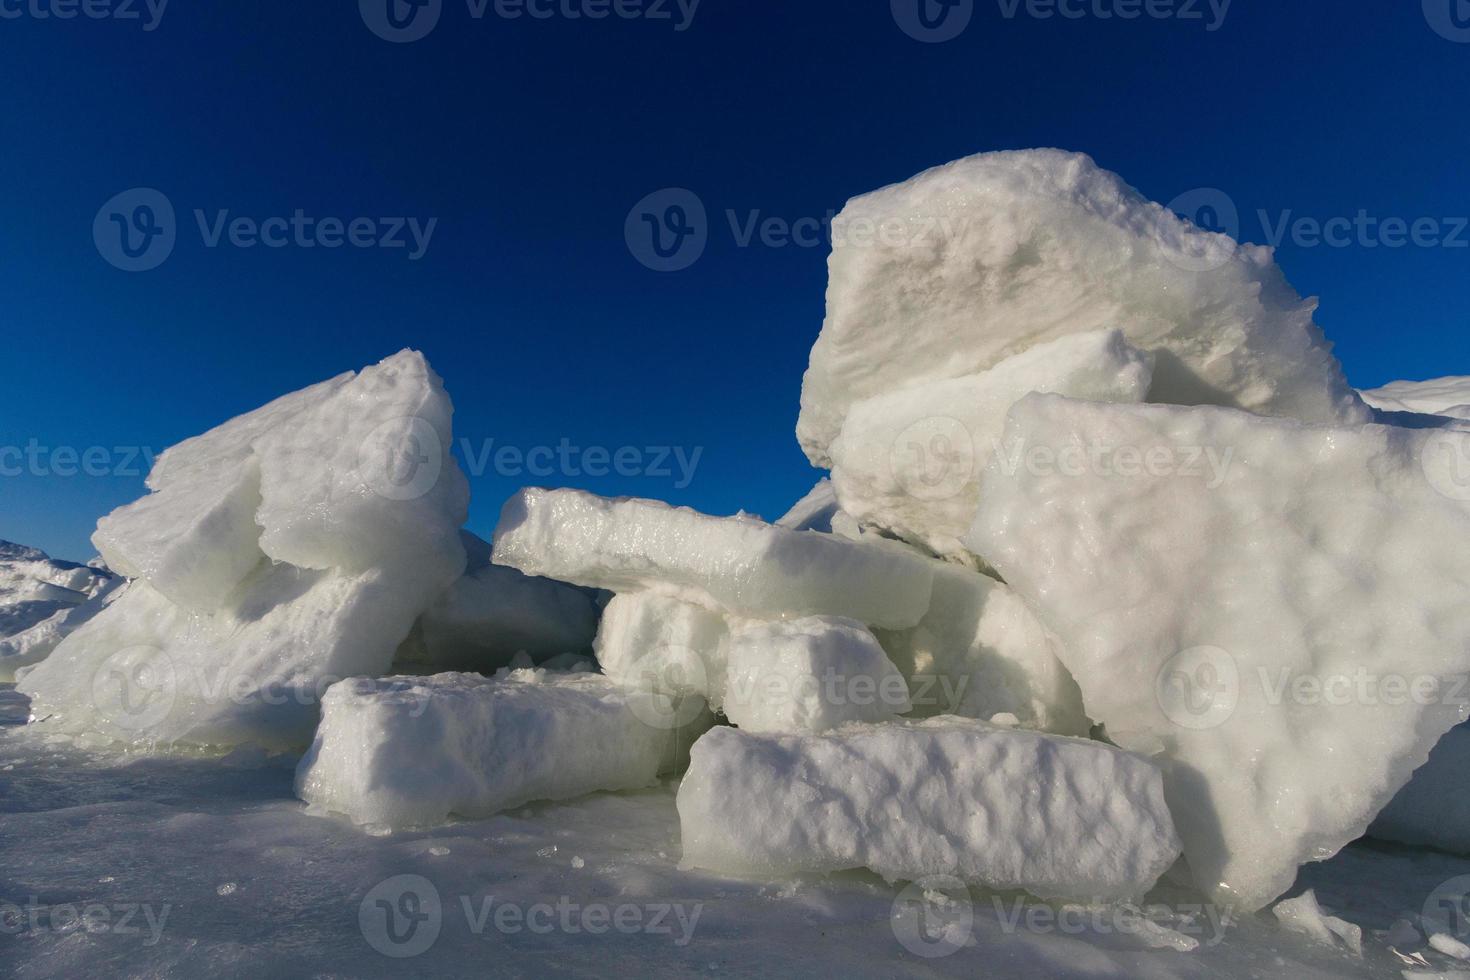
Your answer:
492;487;936;629
677;719;1180;901
797;149;1369;467
17;351;469;750
295;669;713;828
594;591;731;710
774;478;842;533
829;329;1153;562
722;616;910;733
1361;377;1470;420
967;393;1470;910
1372;725;1470;856
0;542;118;681
0;575;125;681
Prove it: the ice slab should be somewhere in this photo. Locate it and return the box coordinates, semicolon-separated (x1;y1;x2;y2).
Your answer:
875;561;1089;735
1371;725;1470;856
0;577;125;681
797;149;1369;467
492;488;935;629
594;591;731;710
775;479;842;534
967;393;1470;910
677;720;1179;901
722;616;909;734
1360;377;1470;420
829;329;1152;562
296;669;714;828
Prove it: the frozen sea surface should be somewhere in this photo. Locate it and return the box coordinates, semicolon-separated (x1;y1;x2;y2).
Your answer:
1;685;1467;979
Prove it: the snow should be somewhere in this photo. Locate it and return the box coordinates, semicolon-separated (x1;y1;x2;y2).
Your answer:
295;669;713;828
0;542;117;680
1361;378;1470;420
492;487;936;629
676;720;1180;902
774;478;842;533
797;149;1369;467
16;351;469;750
594;591;731;710
0;576;125;681
967;393;1470;911
1372;725;1470;856
1274;889;1364;955
722;616;910;733
829;329;1153;562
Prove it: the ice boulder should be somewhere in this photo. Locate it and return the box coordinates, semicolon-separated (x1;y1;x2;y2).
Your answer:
967;393;1470;910
18;351;469;750
594;591;731;710
875;561;1089;736
492;488;936;629
722;616;909;734
797;149;1369;467
829;329;1152;562
677;720;1180;901
296;669;714;828
1360;376;1470;421
1370;725;1470;856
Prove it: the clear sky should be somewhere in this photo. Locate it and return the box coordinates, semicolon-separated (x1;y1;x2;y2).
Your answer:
3;1;1468;560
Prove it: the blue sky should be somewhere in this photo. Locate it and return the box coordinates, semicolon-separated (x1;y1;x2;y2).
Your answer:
2;1;1468;560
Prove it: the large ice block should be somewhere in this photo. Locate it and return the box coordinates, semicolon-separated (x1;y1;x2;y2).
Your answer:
594;591;731;710
677;720;1179;901
968;393;1470;910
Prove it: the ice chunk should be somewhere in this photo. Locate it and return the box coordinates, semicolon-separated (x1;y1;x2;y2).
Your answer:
797;149;1369;466
829;329;1152;562
1372;725;1470;856
18;351;468;750
967;393;1470;910
0;577;125;681
775;479;842;533
1361;377;1470;421
594;591;731;710
295;670;714;828
0;542;117;639
677;720;1179;901
875;561;1089;736
1272;890;1363;955
492;488;935;629
722;616;909;733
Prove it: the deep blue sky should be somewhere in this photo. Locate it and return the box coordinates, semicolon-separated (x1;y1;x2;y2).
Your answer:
3;1;1468;561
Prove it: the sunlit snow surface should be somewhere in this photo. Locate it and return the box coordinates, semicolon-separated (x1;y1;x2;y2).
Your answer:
3;687;1467;979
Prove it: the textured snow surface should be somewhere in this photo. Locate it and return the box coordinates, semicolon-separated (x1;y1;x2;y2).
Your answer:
492;487;936;628
829;329;1153;562
295;670;712;828
797;149;1369;467
677;720;1180;901
0;543;118;680
1360;377;1470;420
1372;725;1470;856
722;616;910;733
594;591;731;710
0;576;125;681
968;394;1470;910
17;351;469;750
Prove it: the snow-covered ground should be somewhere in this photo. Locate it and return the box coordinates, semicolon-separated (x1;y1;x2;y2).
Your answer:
1;687;1466;978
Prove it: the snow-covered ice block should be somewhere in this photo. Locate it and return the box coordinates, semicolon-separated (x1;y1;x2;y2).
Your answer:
967;393;1470;910
1371;725;1470;856
775;479;842;534
18;351;469;750
722;616;909;734
830;329;1152;562
492;488;935;629
594;591;731;710
296;670;714;828
1360;377;1470;420
875;561;1089;735
0;542;117;639
0;576;125;681
797;149;1369;466
677;720;1179;900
